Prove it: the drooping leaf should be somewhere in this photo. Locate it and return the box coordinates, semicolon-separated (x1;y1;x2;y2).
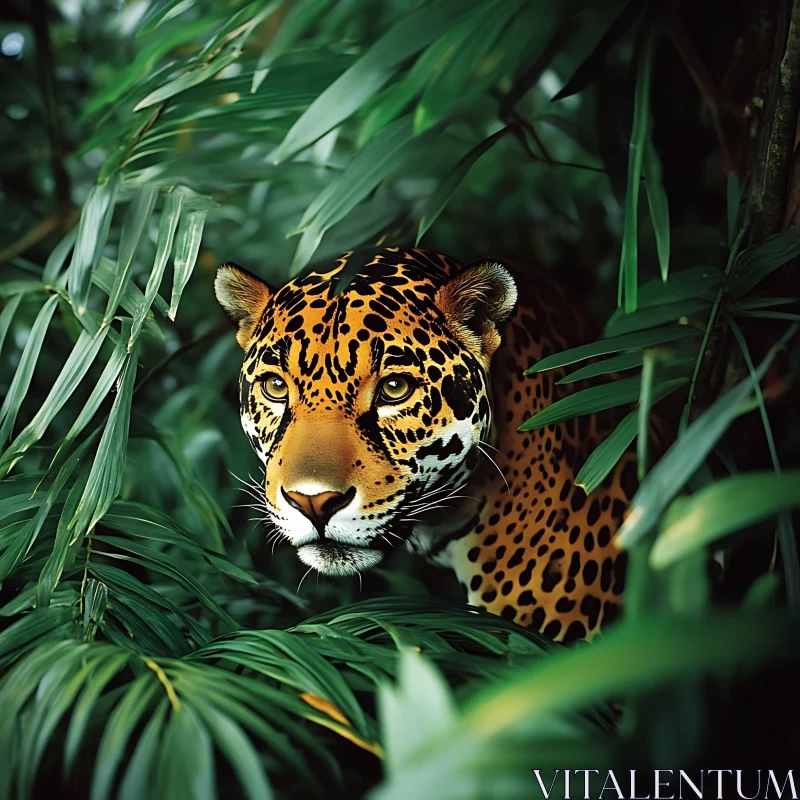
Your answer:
525;324;700;374
651;472;800;568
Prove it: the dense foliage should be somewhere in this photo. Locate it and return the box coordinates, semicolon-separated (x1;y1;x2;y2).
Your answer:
1;0;800;797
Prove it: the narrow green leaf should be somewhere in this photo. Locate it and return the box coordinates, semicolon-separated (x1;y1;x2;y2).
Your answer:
131;190;183;345
103;186;159;326
604;297;710;337
42;226;78;285
651;472;800;568
0;327;109;473
414;0;524;134
68;177;119;316
0;294;59;452
618;19;657;313
643;139;670;281
91;675;160;800
271;0;480;163
137;0;196;37
416;128;510;244
617;326;796;549
525;324;700;374
169;210;208;320
552;0;646;101
69;344;138;540
133;49;240;111
252;0;329;93
156;703;215;800
0;293;22;360
574;377;687;495
118;701;170;800
637;350;656;479
558;351;645;383
191;698;274;800
729;226;800;297
518;375;687;432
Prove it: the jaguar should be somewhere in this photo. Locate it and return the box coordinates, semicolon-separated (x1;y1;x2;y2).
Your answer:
215;248;639;642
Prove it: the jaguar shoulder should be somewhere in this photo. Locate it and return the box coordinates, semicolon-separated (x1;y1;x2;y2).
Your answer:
215;247;640;642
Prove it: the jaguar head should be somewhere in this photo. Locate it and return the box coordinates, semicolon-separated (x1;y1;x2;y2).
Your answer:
215;250;517;576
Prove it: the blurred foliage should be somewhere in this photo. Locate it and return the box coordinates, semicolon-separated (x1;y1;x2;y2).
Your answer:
1;0;800;797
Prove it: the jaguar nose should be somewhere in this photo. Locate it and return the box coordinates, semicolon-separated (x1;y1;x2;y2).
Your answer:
282;487;356;533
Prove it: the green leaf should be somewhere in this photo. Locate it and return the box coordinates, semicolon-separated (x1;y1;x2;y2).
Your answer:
69;344;138;540
252;0;330;93
169;209;208;320
91;674;160;800
729;225;800;297
416;128;510;244
643;139;670;281
379;649;456;778
130;189;183;346
68;176;119;316
414;0;525;134
290;115;435;272
574;377;687;495
191;697;274;800
637;350;656;479
524;324;700;374
558;351;645;384
271;0;480;163
651;472;800;568
603;297;711;337
156;703;216;800
616;326;795;549
64;650;133;774
517;375;687;432
552;0;646;101
138;0;196;37
103;186;159;326
133;49;240;111
0;294;59;451
118;700;170;800
42;226;79;285
0;327;109;474
0;293;22;360
618;19;657;313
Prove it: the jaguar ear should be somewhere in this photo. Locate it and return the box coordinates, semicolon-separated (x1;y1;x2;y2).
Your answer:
435;261;517;365
215;263;273;350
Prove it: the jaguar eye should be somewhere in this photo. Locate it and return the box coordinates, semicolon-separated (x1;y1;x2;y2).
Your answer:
377;375;415;405
260;374;289;402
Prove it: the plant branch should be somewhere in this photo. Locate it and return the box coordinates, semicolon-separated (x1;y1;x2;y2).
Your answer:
753;0;800;239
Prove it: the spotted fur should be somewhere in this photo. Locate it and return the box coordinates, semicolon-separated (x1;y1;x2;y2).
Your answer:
216;248;640;642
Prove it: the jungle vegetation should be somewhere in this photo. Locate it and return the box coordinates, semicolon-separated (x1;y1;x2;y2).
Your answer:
1;0;799;797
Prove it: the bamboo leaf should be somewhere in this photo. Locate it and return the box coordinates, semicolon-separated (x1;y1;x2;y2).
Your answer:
617;326;797;549
131;189;183;345
729;225;800;297
0;293;22;360
618;19;657;313
169;209;208;320
0;294;59;452
271;0;481;163
416;128;510;244
0;327;109;474
651;472;800;568
69;344;139;541
558;351;645;384
525;324;700;374
103;186;159;326
68;177;119;316
252;0;330;93
643;139;670;281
